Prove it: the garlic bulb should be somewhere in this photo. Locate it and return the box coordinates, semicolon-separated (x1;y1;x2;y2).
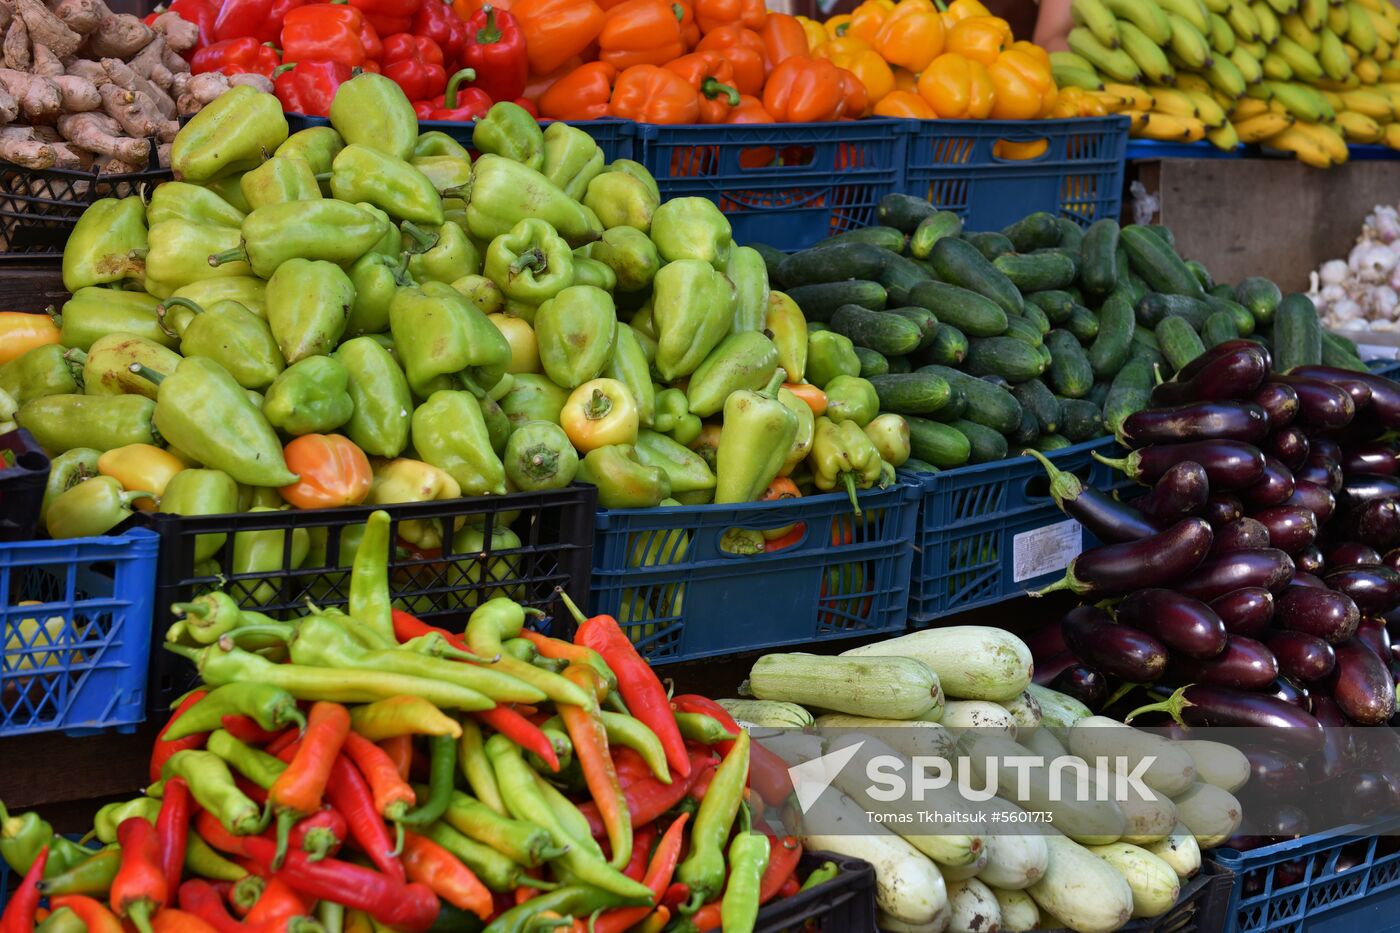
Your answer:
1320;259;1349;286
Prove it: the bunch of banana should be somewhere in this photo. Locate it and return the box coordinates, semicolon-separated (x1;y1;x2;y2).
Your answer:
1061;0;1400;163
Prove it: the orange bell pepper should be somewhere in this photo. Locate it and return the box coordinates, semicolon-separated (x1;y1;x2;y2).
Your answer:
598;0;686;69
694;24;765;94
943;15;1007;65
512;0;606;75
989;47;1054;118
665;51;740;122
815;36;894;107
97;443;184;512
610;63;701;122
892;66;917;92
823;13;852;38
538;61;617;119
0;312;59;365
795;15;826;53
875;0;945;73
676;0;700;46
762;55;845;121
725;94;775;166
874;88;935;118
280;434;373;510
943;0;990;23
846;0;893;45
917;51;994;117
693;0;765;34
836;66;868;118
994;139;1051;158
759;13;808;65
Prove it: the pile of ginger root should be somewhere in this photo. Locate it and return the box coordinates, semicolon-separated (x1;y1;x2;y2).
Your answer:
0;0;272;173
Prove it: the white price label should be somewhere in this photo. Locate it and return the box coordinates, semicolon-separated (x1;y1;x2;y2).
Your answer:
1013;519;1083;583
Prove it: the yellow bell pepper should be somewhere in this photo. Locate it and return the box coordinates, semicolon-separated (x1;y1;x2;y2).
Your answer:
847;0;895;45
874;89;938;118
97;443;185;512
917;52;995;117
1010;39;1050;67
892;67;918;93
824;13;853;38
944;15;1009;65
797;15;828;52
875;0;945;72
994;139;1051;158
367;457;463;549
989;47;1056;119
817;36;897;108
944;0;991;23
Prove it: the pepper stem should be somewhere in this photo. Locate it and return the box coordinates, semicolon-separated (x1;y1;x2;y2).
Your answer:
171;601;207;619
442;68;477;109
223;623;298;645
509;247;547;276
300;826;336;862
761;367;788;398
516;875;558;890
841;472;862;516
554;586;589;626
163;642;199;661
127;901;155;933
1025;448;1084;512
156;295;204;337
475;5;501;43
400;220;438;253
1153;362;1166;386
520;444;559;482
128;363;165;386
1122;684;1195;725
208;246;248;268
272;62;297;77
701;77;741;107
582;388;614;421
390;819;404;857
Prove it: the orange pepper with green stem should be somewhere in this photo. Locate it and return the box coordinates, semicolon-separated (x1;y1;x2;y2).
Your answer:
694;23;765;94
762;55;846;121
537;61;617;119
845;0;892;44
609;64;700;122
268;702;351;870
918;51;994;117
665;52;741;122
675;0;699;45
597;0;685;69
511;0;605;75
557;664;632;869
693;0;764;34
874;88;936;117
759;13;808;65
943;14;1008;63
401;831;492;921
823;12;852;37
875;0;944;72
816;36;895;106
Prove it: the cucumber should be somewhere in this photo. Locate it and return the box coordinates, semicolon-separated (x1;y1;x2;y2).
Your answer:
1066;305;1099;343
966;336;1047;383
1146;224;1176;251
1086;380;1111;407
827;225;907;252
1059;398;1102;442
902;456;939;474
1028;290;1077;324
1002;211;1062;252
1156;315;1207;371
1080;218;1120;295
888;306;939;351
714;698;814;729
854;346;890;377
981;374;1012;389
910;211;964;259
786;280;886;322
1022;303;1051;335
1056;217;1085;252
952;419;1010;463
1136;293;1212;330
1202;294;1254;335
844;625;1033;700
876;193;941;233
928;383;968;422
1012;378;1062;434
749;242;785;281
1272;293;1323;371
868;372;953;415
993;251;1078;292
921;365;1022;434
1321;332;1369;372
1108;357;1153;434
1201;310;1239;347
1088;291;1136;378
1235;276;1283;323
1185;259;1215;291
880;253;933;306
931;236;1025;317
1044;328;1094;399
830;304;923;356
1035;341;1053;372
777;241;888;285
906;416;973;468
1209;283;1235;299
963;231;1016;260
1011;405;1040;446
1114;248;1140;303
1121;225;1204;298
1128;338;1166;369
1132;326;1161;353
1039;246;1081;282
886;355;912;374
923;324;969;366
908;280;1008;337
1004;316;1044;347
1035;433;1072;451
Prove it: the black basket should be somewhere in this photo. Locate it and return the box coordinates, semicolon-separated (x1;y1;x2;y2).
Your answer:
757;852;878;932
0;149;170;258
0;428;49;542
141;486;596;708
1038;860;1234;933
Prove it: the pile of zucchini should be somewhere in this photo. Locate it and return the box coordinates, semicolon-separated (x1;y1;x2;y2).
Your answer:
753;196;1372;473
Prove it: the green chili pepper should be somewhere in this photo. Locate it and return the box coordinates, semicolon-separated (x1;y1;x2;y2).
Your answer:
0;805;95;878
162;749;267;835
35;847;120;897
93;798;161;845
186;832;246;882
721;803;771;933
677;730;750;910
459;719;507;817
62;196;147;292
164;683;307;741
472;101;544;170
443;791;564;868
673;712;739;746
798;860;840;892
485;884;638;933
421;821;550;894
465;600;593;707
207;729;287;790
36;907;84;933
399;735;457;827
598;712;671;784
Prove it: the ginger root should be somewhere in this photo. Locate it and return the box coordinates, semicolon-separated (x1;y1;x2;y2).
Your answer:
0;134;55;167
83;11;151;58
30;41;61;76
148;10;197;53
100;57;174;118
228;72;273;94
15;0;79;58
52;73;97;110
49;0;100;34
3;16;28;70
0;68;60;121
57;110;147;163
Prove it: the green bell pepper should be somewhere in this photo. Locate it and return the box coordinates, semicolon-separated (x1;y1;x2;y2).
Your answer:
865;413;911;466
45;476;147;538
0;344;83;405
583;171;658;233
411;389;506;496
328;72;418;162
276;126;345;182
171;277;267;319
171;85;289;183
159;296;285;391
607;159;660;201
499;374;568;427
204;175;252;214
265;258;356;363
330;144;444;227
534;285;616;389
413;155;473;194
714;369;796;504
765;290;807;385
823;374;879;427
261;356;354;436
16;392;155;453
146;182;246;229
483;217;575;307
580;226;660;293
82;333;182;398
540;122;603;201
57;288;174;351
472;101;543;170
335;336;413;458
211;200;388;279
404;221;481;284
145;219;251;292
461;155;600;248
39;448;99;528
806;330;861;389
451;274;506;315
390;281;512;398
360;202;404;258
572;255;617;292
686;332;779;417
62;196;147;292
635;429;715;499
577;444;670;508
161;468;240;561
650;197;731;268
240;156;322;209
727;246;770;335
346;252;411;336
653;259;736;382
414;131;471;161
652;388;701;447
812;415;883;512
603;323;654;427
232;506;311;606
504;420;578;492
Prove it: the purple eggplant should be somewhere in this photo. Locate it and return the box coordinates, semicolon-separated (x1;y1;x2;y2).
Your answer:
1317;373;1373;412
1265;676;1311;710
1133;461;1210;525
1292;366;1400;429
1211;518;1272;555
1035;518;1213;598
1324;565;1400;614
1267;374;1356;430
1026;449;1160;543
1202;494;1245;527
1062;604;1169;682
1115;588;1229;658
1386;549;1400;575
1212;587;1275;636
1311;437;1342;463
1152;344;1269;406
1339;498;1400;549
1310;695;1351;783
1340;473;1400;508
1295;547;1325;575
1118;401;1271;447
1342;444;1400;476
1095;440;1267;490
1170;635;1279;689
1356;616;1392;660
1297;453;1343;493
1325;541;1382;568
1245;746;1308;795
1252;381;1300;429
1181;339;1273;379
1048;662;1109;710
1293;572;1329;589
1153;685;1325;753
1177;548;1296;601
1024;623;1069;661
1032;650;1078;686
1251;506;1318;556
1276;585;1361;643
1341;771;1400;822
1267;630;1337;681
1240;455;1296;508
1327;638;1398;725
1267;425;1310;471
1284;481;1336;525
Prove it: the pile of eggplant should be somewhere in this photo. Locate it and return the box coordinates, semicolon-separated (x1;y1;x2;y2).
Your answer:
1028;337;1400;746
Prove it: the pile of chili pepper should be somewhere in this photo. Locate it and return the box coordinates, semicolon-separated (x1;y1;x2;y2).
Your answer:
0;505;838;933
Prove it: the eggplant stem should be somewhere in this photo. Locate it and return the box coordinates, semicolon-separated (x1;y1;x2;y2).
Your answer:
1091;451;1131;473
1025;448;1084;511
1102;681;1140;710
1122;684;1194;725
1028;574;1070;597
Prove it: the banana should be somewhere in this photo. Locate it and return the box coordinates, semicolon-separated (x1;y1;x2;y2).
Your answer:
1328;3;1350;35
1149;86;1202;117
1202;0;1231;12
1231;96;1272;116
1176;72;1216;93
1294;120;1350;161
1337;109;1386;140
1227;0;1263;38
1054;64;1107;88
1234;110;1296;138
1252;1;1281;41
1346;1;1378;52
1245;80;1275;100
1265;125;1334;165
1155;0;1213;32
1230;46;1266;84
1208;12;1238;50
1087;89;1130;111
1165;12;1215;66
1354;0;1380;11
1236;37;1268;57
1281;12;1322;49
1382;60;1400;81
1119;20;1178;84
1358;56;1382;83
1384;121;1400;148
1210;52;1251;95
1105;81;1159;108
1207;121;1243;148
1300;0;1328;29
1339;86;1393;118
1274;35;1325;80
1269;79;1332;119
1263;52;1295;79
1367;5;1398;43
1071;0;1122;48
1264;0;1297;13
1135;111;1209;139
1186;87;1231;123
1104;0;1173;43
1051;50;1100;72
1124;109;1152;131
1069;27;1145;80
1319;27;1354;80
1318;74;1364;88
1376;37;1392;59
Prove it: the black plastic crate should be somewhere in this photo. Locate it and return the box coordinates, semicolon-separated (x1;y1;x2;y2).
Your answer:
1048;860;1234;933
0;428;48;542
759;851;877;931
142;487;596;707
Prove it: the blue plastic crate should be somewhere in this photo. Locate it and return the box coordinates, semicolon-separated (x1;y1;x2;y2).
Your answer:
585;484;920;664
1213;816;1400;933
1127;139;1242;160
902;436;1118;623
900;116;1129;231
0;529;158;737
633;120;908;251
284;113;636;162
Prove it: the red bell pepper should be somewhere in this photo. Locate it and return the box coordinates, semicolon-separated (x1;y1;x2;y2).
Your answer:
418;67;491;120
214;0;306;44
462;5;527;103
349;0;424;37
191;37;281;77
414;0;468;65
383;33;448;101
274;60;354;116
281;5;371;67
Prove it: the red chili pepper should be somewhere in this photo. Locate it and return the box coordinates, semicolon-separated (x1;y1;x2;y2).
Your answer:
151;909;222;933
421;68;492;120
269;702;351;869
112;819;168;933
622;823;657;881
590;813;689;933
349;0;423;37
192;38;281;76
177;882;243;933
414;0;468;62
673;694;794;807
50;896;123;933
472;705;560;771
324;754;406;884
241;836;438;933
558;665;630;866
281;5;369;67
401;830;493;921
463;4;528;103
222;715;284;746
195;811;248;857
152;691;210;784
244;878;308;929
391;608;468;650
0;845;46;933
157;776;192;892
342;731;415;820
686;759;718;800
383;33;448;101
578;748;714;837
266;726;303;757
289;808;347;862
379;735;413;781
757;829;803;904
778;876;800;898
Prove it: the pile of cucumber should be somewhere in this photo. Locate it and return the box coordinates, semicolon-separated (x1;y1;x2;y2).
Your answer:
753;195;1372;473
